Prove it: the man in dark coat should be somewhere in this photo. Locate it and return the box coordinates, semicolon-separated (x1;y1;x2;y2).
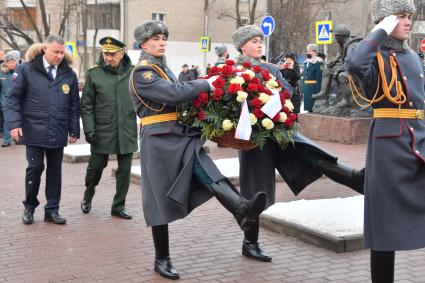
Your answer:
280;53;301;114
177;64;194;82
80;37;137;219
7;35;80;225
301;43;323;112
346;0;423;281
232;25;364;262
130;20;267;280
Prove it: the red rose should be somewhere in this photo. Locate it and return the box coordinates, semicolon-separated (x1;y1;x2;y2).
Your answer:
281;89;291;100
289;113;297;121
192;99;202;108
247;83;259;92
209;66;221;75
284;119;293;127
242;62;251;68
250;98;262;108
198;92;209;105
228;83;242;94
225;59;235;66
261;70;271;81
212;77;226;89
253;108;264;119
264;89;272;95
277;80;283;88
251;77;260;84
241;73;251;82
281;105;290;114
212;88;224;100
272;113;280;123
252;65;262;73
221;65;233;76
197;111;206;121
257;84;266;92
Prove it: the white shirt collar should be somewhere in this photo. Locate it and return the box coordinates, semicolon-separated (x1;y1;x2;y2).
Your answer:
42;56;57;70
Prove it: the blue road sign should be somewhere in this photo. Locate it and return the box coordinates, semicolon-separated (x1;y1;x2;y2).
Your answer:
316;21;333;44
261;16;275;37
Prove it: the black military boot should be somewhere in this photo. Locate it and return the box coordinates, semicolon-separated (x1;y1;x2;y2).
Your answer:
210;179;267;231
152;225;179;280
22;207;35;225
317;159;364;195
242;239;272;262
154;257;180;280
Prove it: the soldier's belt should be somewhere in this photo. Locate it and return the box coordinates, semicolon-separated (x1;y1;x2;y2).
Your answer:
304;80;317;84
140;112;177;126
373;108;425;120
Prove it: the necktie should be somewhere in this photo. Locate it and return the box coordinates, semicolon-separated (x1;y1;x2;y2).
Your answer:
47;65;55;81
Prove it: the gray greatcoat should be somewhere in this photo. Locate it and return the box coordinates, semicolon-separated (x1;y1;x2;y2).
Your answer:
129;60;225;227
347;29;425;251
239;62;338;208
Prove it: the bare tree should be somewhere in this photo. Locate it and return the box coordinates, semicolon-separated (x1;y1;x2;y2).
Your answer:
218;0;260;28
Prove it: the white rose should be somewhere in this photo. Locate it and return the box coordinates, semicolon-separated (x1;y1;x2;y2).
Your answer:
285;99;294;112
266;79;278;90
259;93;270;104
261;118;274;130
230;76;245;85
249;113;258;125
222;119;233;131
236;91;248;103
279;112;288;122
244;69;256;79
236;65;244;70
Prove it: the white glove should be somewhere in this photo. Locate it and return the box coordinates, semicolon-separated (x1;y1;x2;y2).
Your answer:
206;75;218;91
372;15;399;35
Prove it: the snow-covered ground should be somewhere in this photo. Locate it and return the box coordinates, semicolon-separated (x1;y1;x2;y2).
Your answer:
64;143;139;157
263;196;364;237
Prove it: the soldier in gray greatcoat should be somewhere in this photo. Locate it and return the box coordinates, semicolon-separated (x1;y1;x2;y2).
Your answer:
233;25;365;263
346;1;424;282
130;21;267;280
214;44;229;65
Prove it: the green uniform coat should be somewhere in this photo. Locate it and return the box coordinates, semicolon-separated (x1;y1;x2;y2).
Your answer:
81;53;138;155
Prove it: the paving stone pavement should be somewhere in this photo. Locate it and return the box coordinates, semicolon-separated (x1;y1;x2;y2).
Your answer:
1;139;425;282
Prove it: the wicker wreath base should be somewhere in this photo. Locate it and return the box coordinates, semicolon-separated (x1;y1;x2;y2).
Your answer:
210;130;257;151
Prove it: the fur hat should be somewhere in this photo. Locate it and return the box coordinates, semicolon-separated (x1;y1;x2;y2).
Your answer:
371;0;416;24
134;21;169;46
307;43;319;52
215;44;228;56
4;50;20;62
232;25;264;52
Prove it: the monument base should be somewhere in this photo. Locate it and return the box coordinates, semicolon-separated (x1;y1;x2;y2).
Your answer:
298;113;371;144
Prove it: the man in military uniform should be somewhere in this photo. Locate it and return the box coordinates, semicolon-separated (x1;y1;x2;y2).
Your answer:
301;43;323;112
80;36;137;219
214;44;229;65
347;0;425;281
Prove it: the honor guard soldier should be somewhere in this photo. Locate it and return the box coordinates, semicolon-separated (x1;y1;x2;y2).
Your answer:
232;25;364;262
347;0;425;281
301;43;323;112
80;36;137;219
130;20;267;280
7;35;80;225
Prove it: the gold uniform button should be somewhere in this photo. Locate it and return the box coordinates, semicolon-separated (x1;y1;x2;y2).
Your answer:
410;102;413;107
410;127;414;131
415;150;420;154
421;74;424;78
403;76;407;81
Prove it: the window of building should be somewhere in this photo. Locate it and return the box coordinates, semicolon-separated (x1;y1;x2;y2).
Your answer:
152;12;166;23
415;0;425;21
87;3;120;29
5;7;37;30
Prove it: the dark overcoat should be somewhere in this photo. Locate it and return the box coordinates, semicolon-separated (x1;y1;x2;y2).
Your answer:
347;29;425;251
129;59;225;226
301;59;323;112
239;62;337;208
81;53;138;155
6;45;80;148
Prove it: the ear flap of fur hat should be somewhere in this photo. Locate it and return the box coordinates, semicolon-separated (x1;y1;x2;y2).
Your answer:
371;0;415;24
232;25;264;52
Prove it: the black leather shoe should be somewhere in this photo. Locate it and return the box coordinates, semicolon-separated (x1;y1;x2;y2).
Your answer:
81;200;91;214
111;209;132;219
1;143;10;147
44;212;67;224
242;240;272;262
22;208;34;225
154;257;180;280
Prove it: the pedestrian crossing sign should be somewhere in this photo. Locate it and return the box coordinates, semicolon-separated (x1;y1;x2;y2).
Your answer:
316;21;332;45
200;36;211;52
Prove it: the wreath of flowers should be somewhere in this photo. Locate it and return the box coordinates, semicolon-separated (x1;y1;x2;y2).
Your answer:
178;59;299;149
